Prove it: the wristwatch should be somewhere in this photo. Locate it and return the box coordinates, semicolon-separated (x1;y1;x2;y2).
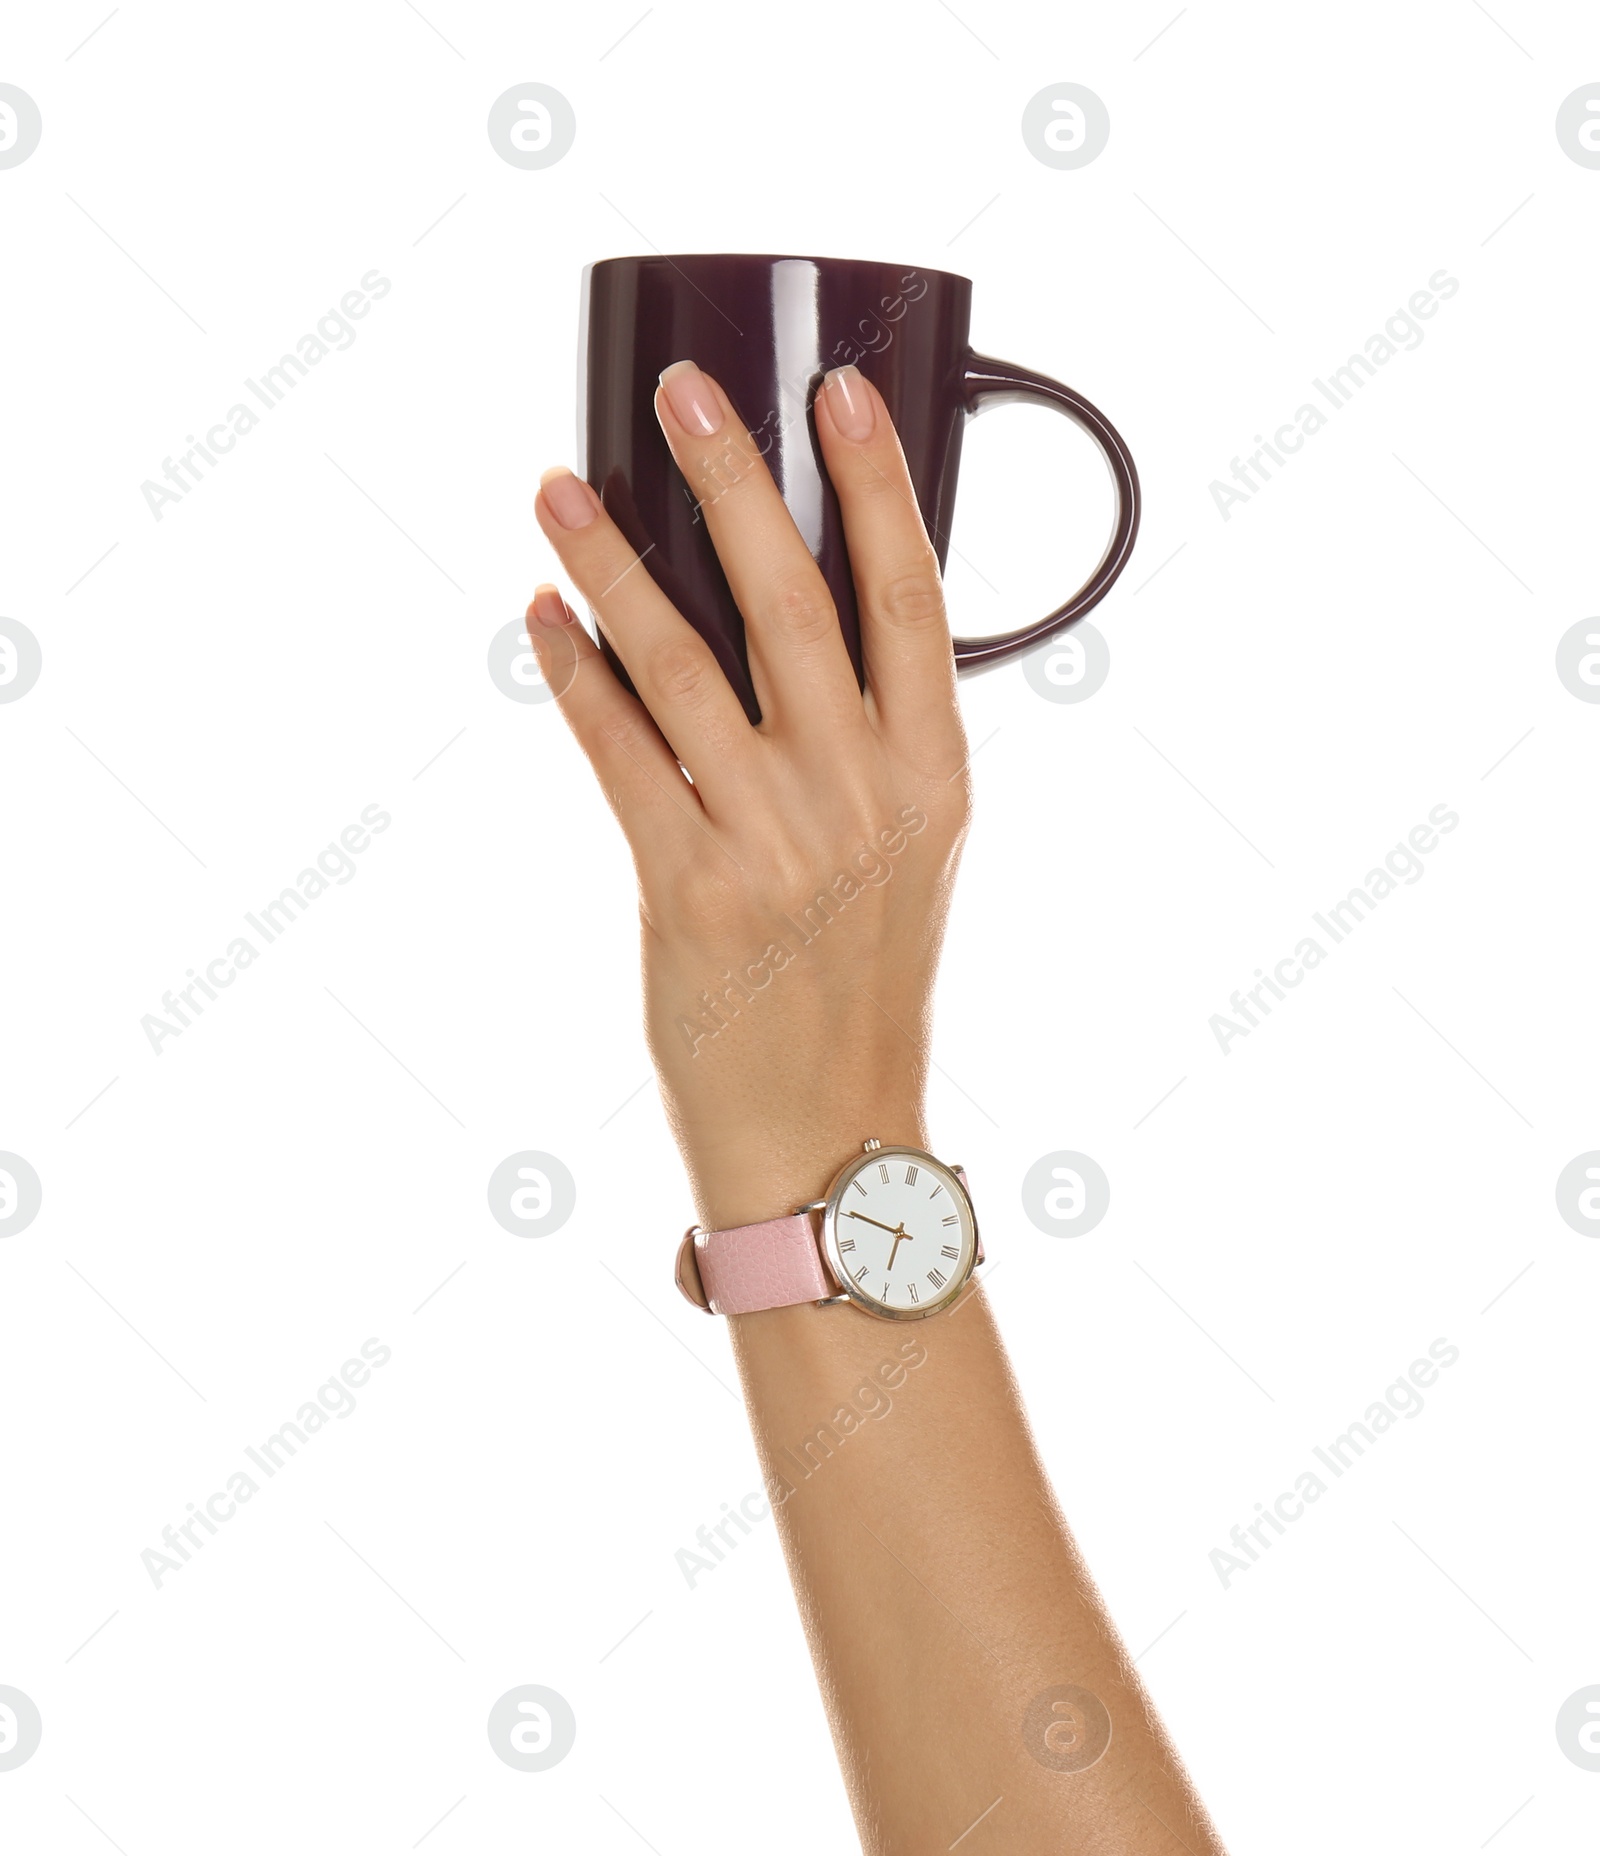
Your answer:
674;1139;982;1321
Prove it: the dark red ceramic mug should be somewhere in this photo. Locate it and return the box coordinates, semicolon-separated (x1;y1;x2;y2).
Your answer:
577;253;1140;723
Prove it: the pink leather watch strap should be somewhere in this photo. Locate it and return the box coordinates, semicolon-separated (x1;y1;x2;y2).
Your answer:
675;1210;837;1316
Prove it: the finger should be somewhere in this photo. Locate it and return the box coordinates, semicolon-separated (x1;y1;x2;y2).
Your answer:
813;365;961;742
525;584;716;854
654;361;864;733
535;466;756;796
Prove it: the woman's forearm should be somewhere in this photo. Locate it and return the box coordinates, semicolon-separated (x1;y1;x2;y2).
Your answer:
531;357;1227;1851
709;1133;1225;1855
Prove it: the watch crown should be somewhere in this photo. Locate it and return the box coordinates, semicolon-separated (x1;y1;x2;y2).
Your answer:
862;1138;881;1152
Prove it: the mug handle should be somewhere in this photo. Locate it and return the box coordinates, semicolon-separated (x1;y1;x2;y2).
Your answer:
951;351;1141;671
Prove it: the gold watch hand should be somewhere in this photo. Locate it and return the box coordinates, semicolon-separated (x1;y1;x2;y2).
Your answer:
845;1211;904;1236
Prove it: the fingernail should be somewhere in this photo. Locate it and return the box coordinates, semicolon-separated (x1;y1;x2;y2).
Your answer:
822;365;875;442
659;359;724;436
539;467;600;529
527;582;570;629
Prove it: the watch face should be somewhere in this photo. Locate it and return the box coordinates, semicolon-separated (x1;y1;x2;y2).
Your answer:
821;1147;978;1320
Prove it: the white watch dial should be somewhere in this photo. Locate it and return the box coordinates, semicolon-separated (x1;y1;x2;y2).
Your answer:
823;1148;977;1319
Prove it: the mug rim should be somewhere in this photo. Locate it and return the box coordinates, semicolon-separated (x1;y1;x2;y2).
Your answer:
584;251;973;289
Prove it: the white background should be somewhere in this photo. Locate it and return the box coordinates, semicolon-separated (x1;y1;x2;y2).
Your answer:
2;2;1597;1851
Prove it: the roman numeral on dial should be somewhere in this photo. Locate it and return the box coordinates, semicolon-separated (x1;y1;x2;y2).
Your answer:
840;1237;855;1252
908;1282;919;1304
941;1244;959;1259
905;1164;918;1185
941;1215;958;1227
928;1268;947;1290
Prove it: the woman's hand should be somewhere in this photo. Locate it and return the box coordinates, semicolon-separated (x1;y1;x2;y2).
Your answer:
528;362;1230;1856
529;362;971;1229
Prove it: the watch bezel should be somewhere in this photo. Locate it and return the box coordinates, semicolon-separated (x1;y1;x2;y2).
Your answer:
816;1144;978;1321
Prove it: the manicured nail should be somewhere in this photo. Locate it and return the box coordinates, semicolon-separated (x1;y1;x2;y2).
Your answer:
539;466;600;529
659;359;724;436
822;365;875;442
527;583;570;629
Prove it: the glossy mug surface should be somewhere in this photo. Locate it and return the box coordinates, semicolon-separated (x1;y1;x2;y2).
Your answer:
578;252;1140;722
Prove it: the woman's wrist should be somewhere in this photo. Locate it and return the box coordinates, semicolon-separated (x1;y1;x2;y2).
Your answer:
681;1101;930;1231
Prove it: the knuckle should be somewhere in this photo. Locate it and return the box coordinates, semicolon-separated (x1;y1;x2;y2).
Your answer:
769;846;816;897
672;859;747;933
769;576;837;642
646;635;715;707
875;565;946;630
